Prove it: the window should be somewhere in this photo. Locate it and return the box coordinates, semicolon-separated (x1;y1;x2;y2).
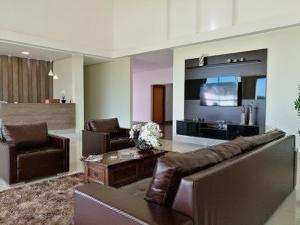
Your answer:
256;78;266;99
206;76;240;84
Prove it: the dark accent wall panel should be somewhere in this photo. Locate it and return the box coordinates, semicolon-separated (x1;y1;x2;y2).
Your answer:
22;58;28;103
2;56;9;102
0;56;53;103
0;57;2;100
8;57;13;103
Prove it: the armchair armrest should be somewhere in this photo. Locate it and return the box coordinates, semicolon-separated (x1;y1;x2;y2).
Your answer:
82;130;110;156
48;134;70;150
119;128;130;137
0;141;17;184
48;134;70;172
74;183;192;225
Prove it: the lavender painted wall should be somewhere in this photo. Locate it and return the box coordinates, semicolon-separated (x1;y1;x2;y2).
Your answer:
132;67;173;122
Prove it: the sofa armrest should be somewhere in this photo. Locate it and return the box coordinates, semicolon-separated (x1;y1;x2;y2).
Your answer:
0;141;17;184
74;183;192;225
82;130;110;156
48;134;70;172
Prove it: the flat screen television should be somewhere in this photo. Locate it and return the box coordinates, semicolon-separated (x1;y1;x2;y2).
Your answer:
200;82;239;106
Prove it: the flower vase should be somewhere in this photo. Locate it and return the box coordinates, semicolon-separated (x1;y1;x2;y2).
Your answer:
248;107;254;126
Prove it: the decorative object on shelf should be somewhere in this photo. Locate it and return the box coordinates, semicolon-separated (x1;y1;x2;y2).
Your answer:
83;155;103;162
227;58;232;63
240;105;246;125
61;96;66;104
248;102;255;126
129;122;162;151
61;90;66;103
294;85;300;117
232;58;238;63
192;117;199;122
198;55;207;67
239;57;246;62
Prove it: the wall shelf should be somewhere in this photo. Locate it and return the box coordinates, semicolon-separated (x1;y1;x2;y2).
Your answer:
186;59;262;70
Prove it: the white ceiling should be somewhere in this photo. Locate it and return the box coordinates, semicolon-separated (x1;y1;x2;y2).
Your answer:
84;55;108;65
0;41;71;61
0;41;107;65
132;49;173;73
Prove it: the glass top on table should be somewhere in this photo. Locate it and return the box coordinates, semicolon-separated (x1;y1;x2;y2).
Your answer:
82;148;167;167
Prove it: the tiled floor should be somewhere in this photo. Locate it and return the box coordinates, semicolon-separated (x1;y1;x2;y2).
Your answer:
0;131;299;225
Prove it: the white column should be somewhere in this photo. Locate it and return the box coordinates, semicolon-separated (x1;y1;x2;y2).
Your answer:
71;54;84;132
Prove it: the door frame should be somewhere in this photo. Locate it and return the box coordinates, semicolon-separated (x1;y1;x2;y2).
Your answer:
152;84;165;124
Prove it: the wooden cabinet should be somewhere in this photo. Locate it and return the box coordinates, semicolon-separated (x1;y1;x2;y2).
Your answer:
177;120;259;140
84;149;166;187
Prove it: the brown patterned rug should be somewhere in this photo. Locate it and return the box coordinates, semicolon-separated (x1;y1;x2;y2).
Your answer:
0;173;85;225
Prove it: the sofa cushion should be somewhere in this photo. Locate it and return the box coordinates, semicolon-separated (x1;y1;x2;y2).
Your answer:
145;149;222;207
2;122;48;149
207;137;254;160
88;118;120;134
110;137;133;151
120;177;152;199
244;129;285;147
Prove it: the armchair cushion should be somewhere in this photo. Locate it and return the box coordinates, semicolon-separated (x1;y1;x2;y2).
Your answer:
88;118;120;134
17;147;65;181
2;122;48;149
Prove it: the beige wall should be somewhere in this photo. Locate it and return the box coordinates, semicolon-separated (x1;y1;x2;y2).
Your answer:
53;58;73;101
0;0;113;57
84;57;132;128
112;0;300;57
53;55;84;132
173;26;300;146
1;1;300;58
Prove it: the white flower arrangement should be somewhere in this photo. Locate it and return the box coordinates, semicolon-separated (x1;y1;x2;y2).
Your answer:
129;122;163;150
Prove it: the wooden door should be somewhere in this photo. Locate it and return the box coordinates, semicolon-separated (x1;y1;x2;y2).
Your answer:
152;85;165;124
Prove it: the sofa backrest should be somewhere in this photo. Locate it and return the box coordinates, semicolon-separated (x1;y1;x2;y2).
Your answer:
172;135;295;225
144;129;286;208
2;122;49;149
87;118;120;134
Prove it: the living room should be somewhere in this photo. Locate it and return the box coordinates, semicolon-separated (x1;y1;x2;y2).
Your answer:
0;1;300;225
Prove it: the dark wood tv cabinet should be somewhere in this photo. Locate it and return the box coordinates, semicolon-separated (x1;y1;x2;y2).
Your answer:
176;120;259;140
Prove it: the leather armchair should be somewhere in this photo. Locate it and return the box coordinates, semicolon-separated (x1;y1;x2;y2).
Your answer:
0;122;69;184
82;118;134;156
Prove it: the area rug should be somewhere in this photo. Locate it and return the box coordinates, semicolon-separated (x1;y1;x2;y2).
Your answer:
0;173;85;225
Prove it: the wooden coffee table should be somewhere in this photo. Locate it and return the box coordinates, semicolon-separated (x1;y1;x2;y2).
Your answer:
83;148;166;187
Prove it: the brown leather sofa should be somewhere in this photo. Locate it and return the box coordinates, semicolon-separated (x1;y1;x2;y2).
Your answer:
74;130;297;225
0;122;70;184
82;118;134;156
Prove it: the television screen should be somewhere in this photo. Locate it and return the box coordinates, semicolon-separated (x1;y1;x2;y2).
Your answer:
200;82;239;106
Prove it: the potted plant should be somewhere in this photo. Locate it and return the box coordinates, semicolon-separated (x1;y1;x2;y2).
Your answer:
294;85;300;116
129;122;162;151
61;90;66;104
61;96;66;104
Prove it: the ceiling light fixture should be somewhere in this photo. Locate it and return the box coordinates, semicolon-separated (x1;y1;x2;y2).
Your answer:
48;69;54;76
21;51;30;55
53;74;59;80
48;60;54;76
